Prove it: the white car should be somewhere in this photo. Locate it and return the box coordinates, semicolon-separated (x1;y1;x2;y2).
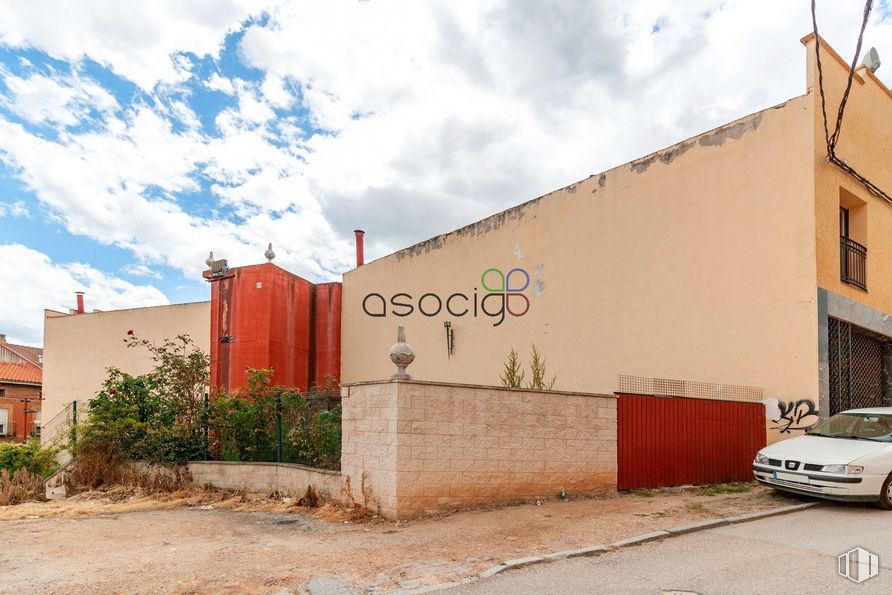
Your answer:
753;407;892;508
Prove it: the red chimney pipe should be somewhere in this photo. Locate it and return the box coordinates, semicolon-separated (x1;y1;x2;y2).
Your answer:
75;291;85;314
354;229;365;267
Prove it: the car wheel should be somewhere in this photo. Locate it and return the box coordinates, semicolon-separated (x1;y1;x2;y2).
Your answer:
879;474;892;510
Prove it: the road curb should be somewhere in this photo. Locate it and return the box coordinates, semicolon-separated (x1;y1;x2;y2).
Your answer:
610;530;669;548
410;501;822;593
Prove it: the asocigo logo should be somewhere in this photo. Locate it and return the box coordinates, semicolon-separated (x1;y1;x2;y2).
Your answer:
362;267;532;327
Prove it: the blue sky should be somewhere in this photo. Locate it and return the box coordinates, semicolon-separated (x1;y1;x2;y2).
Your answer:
0;0;890;345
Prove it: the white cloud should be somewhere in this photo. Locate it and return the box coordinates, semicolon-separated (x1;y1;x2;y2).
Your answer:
206;73;236;95
0;0;272;90
0;200;29;218
0;243;169;345
0;0;890;293
0;84;353;282
1;68;119;126
121;263;163;280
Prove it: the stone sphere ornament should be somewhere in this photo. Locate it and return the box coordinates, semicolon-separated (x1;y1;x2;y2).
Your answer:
389;325;415;380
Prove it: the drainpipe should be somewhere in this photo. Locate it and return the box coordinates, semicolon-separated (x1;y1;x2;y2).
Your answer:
75;292;85;314
354;230;365;267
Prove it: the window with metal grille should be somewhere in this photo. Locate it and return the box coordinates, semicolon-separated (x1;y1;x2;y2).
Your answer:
840;192;868;291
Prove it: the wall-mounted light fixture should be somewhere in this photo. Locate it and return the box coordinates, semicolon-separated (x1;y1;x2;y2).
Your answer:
444;321;454;358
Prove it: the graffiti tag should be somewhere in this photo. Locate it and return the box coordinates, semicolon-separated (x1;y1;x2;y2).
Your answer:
771;399;819;433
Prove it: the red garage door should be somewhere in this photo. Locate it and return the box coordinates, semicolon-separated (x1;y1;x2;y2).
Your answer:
617;393;766;490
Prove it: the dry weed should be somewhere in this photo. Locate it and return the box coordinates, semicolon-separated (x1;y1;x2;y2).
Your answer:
0;468;45;505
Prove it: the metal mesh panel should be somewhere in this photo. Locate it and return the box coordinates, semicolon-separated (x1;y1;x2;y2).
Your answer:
829;317;850;415
829;317;885;414
851;331;883;409
617;375;763;403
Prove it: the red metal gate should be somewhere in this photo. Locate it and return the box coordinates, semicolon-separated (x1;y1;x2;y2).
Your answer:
617;393;766;490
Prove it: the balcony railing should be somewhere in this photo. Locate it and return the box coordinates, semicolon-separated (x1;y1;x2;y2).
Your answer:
841;236;867;290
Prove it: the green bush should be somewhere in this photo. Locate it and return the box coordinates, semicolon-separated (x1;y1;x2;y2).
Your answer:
0;439;59;478
209;369;341;470
77;337;341;471
76;334;210;465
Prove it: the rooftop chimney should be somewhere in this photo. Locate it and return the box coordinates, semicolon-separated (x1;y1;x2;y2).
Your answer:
0;333;6;342
354;229;365;267
75;291;85;314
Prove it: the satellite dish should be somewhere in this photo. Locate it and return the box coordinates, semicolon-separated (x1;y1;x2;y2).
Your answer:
861;47;881;74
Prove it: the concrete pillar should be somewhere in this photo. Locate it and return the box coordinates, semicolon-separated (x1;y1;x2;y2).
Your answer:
883;343;892;406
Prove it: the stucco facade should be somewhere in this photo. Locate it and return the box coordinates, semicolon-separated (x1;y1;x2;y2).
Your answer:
41;301;210;433
341;36;892;443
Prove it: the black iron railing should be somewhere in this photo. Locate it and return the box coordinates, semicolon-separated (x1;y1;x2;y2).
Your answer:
841;236;867;290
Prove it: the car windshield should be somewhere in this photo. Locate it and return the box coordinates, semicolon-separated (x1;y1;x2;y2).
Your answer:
806;412;892;442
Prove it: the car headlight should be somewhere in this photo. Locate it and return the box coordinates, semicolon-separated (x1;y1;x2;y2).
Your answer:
820;464;864;474
754;453;769;465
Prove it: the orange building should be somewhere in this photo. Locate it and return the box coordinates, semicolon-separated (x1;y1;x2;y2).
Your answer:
0;334;42;442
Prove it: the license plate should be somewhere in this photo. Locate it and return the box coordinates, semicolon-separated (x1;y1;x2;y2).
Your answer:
774;471;808;483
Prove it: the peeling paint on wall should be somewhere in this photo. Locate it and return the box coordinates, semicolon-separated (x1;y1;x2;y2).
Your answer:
533;279;546;296
629;112;766;174
389;104;778;262
394;199;538;261
513;244;523;259
698;113;763;147
630;140;695;174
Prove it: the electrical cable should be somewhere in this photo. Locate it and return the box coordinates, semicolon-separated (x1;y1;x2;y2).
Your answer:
811;0;892;205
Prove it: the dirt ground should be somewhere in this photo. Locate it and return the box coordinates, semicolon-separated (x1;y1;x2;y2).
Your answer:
0;484;803;594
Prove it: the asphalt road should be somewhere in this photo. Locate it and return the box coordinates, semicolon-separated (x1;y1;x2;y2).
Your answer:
450;503;892;594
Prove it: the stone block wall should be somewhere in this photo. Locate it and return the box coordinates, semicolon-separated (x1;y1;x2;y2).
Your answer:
188;461;343;501
340;382;399;514
341;380;616;518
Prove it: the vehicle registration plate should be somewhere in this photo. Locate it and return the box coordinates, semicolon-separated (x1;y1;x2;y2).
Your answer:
773;471;808;483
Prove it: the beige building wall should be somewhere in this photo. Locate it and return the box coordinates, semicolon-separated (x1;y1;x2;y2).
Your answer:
41;302;210;431
342;86;819;406
808;34;892;308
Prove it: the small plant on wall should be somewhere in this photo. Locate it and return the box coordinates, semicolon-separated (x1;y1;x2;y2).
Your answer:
499;347;525;388
527;344;557;390
499;344;556;390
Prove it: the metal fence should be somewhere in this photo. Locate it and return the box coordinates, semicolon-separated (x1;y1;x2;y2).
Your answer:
208;392;341;469
39;392;341;470
841;236;867;290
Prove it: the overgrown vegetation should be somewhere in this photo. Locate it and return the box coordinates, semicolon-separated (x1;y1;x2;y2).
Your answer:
70;333;342;488
499;343;557;390
76;334;211;465
0;440;59;505
210;369;341;469
0;439;58;478
0;468;45;506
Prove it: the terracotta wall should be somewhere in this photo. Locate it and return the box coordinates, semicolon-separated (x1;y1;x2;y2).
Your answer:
340;380;616;518
208;264;342;394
